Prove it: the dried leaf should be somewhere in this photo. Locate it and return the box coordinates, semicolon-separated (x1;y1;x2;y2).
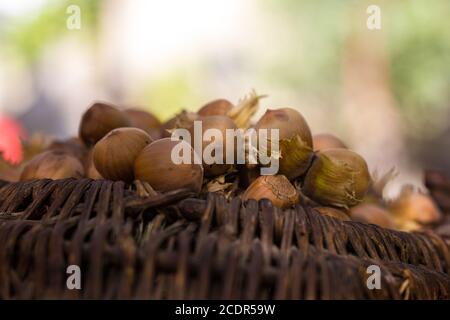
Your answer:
227;89;266;128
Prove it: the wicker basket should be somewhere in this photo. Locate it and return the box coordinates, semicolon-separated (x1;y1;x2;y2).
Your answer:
0;176;449;299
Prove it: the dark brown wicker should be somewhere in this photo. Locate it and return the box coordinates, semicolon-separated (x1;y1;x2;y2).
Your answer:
0;178;449;299
426;170;450;214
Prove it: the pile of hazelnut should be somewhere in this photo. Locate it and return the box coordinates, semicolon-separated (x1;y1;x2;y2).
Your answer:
12;91;442;231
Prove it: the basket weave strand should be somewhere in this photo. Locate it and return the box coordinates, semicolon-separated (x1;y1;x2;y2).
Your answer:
0;178;449;299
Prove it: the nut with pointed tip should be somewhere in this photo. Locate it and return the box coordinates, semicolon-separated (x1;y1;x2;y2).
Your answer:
93;128;152;182
134;138;204;194
188;115;237;177
349;203;395;228
198;99;234;117
255;107;313;180
313;133;347;151
46;137;88;163
303;149;370;208
20;150;85;181
79;102;131;146
242;175;299;209
125;108;162;140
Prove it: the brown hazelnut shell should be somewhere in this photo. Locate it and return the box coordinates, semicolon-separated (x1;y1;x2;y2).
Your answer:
198;99;234;117
349;203;395;228
242;175;299;209
79;102;131;146
255;108;313;180
134;138;204;193
125;108;163;140
187;115;237;177
313;133;347;152
20;150;85;181
93;127;152;182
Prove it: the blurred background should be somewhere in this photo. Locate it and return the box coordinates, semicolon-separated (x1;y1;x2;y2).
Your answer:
0;0;449;197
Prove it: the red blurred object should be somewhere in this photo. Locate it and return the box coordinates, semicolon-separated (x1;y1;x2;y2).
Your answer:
0;116;26;165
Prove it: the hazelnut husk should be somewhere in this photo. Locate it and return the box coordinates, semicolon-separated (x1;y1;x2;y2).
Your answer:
93;128;152;182
242;175;299;209
198;99;234;117
20;150;85;181
134;138;204;193
255;108;313;180
79;102;131;146
188;115;238;177
313;133;347;151
227;90;264;129
125;108;163;140
349;203;395;228
303;148;370;208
